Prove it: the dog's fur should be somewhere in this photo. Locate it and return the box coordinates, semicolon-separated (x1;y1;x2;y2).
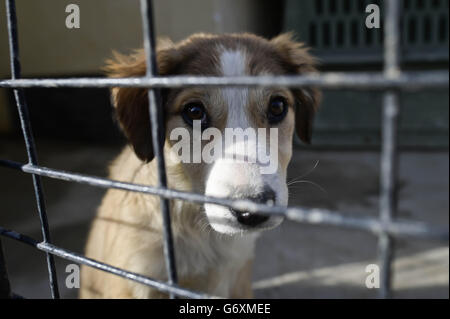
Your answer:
80;33;320;298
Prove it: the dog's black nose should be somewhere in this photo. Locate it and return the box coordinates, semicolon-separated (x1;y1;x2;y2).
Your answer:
231;187;276;227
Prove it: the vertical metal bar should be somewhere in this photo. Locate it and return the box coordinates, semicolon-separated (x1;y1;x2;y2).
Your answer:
0;238;12;299
378;0;401;299
5;0;60;299
139;0;178;298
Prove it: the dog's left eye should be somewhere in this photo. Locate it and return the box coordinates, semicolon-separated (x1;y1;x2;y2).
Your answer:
267;96;288;124
182;102;209;128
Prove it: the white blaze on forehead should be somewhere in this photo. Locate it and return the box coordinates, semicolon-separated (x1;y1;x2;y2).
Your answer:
220;49;247;77
219;49;249;130
219;49;261;163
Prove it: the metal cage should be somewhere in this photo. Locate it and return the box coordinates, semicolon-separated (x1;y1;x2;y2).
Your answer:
0;0;448;299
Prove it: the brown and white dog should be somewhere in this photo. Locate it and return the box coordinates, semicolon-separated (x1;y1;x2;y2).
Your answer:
80;33;320;298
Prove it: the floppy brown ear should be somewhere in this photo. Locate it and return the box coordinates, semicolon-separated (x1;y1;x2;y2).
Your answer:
270;33;321;144
104;41;180;161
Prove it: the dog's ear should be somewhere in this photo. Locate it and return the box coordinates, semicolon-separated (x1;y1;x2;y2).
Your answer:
270;33;321;144
104;39;180;161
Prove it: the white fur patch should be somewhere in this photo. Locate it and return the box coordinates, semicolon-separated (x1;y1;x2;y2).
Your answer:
219;49;249;130
220;49;247;77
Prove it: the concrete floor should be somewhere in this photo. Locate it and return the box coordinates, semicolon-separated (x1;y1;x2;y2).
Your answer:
0;137;448;298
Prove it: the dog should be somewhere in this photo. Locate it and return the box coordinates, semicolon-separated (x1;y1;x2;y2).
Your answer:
80;32;320;298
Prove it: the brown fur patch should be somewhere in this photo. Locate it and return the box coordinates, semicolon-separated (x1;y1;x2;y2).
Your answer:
105;33;320;162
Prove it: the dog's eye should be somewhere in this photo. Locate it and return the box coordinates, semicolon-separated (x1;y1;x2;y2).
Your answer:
182;102;209;127
267;96;288;124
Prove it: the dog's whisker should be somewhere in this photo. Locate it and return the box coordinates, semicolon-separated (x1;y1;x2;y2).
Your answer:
287;160;320;185
287;180;328;194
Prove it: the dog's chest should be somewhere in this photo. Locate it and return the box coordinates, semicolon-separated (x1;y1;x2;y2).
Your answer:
173;232;257;296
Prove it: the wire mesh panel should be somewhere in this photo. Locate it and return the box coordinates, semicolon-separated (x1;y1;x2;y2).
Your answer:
0;0;448;299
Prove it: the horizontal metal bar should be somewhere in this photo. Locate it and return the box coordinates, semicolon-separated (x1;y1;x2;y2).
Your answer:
0;159;447;241
0;227;217;299
0;71;448;90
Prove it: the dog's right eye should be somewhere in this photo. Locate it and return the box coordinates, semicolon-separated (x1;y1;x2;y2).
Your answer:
267;96;288;124
182;102;209;128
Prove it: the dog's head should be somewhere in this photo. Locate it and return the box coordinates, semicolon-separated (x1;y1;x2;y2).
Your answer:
106;33;320;235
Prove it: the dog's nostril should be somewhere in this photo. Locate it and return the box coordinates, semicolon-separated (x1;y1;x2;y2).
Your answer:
259;187;276;205
230;187;276;227
230;209;269;227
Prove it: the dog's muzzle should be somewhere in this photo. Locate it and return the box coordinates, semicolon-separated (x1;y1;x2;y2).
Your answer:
230;187;276;227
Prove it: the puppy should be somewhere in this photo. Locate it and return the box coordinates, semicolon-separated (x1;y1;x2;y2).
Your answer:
80;33;320;298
